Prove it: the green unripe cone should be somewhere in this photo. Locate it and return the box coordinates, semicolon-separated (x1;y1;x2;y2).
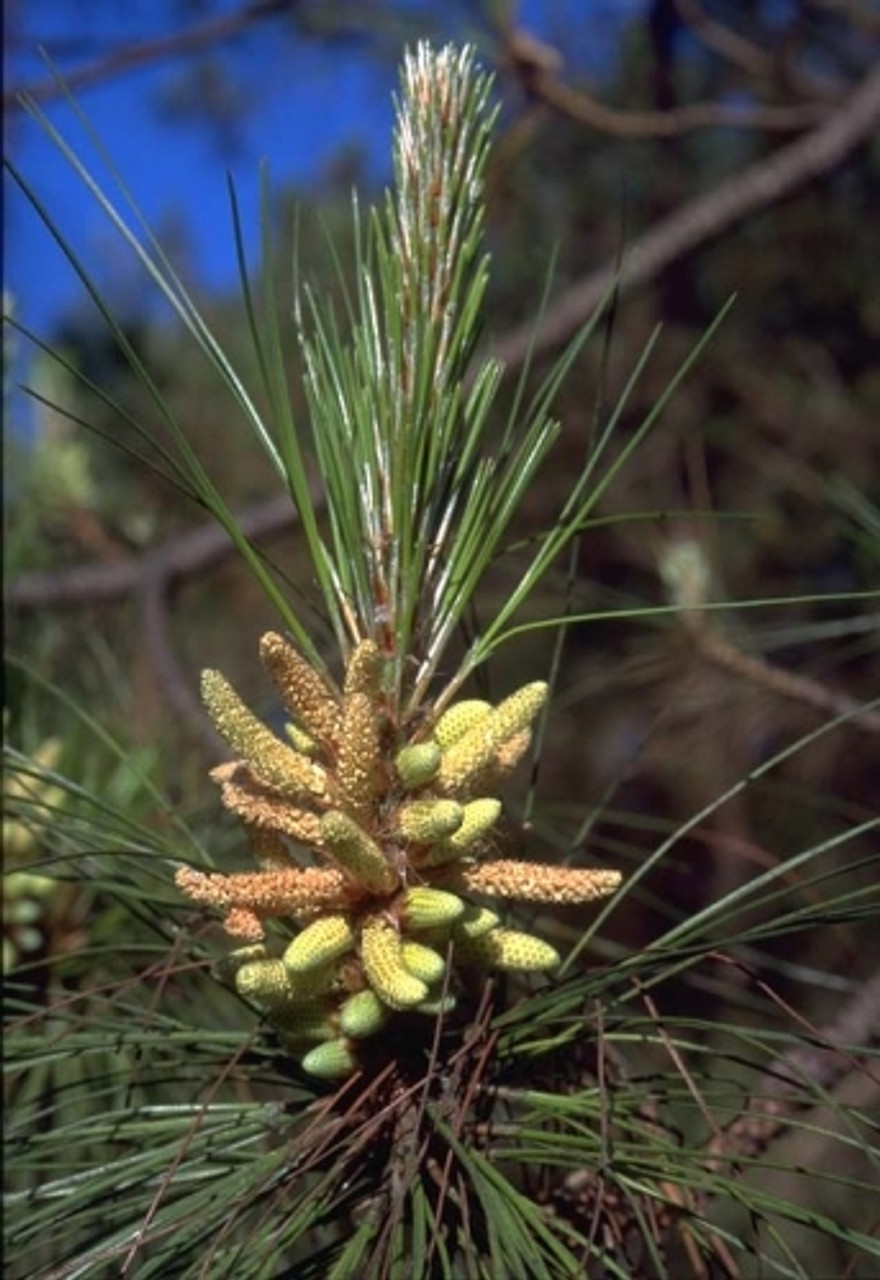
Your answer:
320;809;397;894
284;913;355;973
300;1038;358;1080
433;700;492;749
394;742;441;788
401;886;466;928
400;940;446;985
396;798;463;843
338;989;389;1038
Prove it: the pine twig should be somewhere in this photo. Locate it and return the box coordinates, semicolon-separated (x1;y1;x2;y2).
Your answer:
503;26;828;138
3;0;297;111
707;968;880;1169
681;610;880;735
489;60;880;369
9;495;300;751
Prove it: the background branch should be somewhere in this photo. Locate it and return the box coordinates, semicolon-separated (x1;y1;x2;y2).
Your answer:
8;494;296;611
489;60;880;368
9;496;298;752
3;0;298;111
708;967;880;1167
504;26;830;138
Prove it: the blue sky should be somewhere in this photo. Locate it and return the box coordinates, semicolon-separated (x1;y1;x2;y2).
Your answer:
5;6;400;341
4;3;639;352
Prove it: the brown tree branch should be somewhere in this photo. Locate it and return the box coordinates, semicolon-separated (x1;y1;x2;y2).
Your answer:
535;72;828;137
8;496;299;752
7;495;296;611
707;967;880;1168
674;0;854;101
488;59;880;370
3;0;298;112
680;609;880;735
808;0;880;38
505;27;830;139
673;0;776;79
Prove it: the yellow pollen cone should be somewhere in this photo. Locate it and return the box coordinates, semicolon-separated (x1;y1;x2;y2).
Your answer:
452;860;623;905
201;669;329;802
300;1038;358;1079
283;913;355;972
455;927;560;972
490;682;547;743
343;639;382;698
361;916;429;1009
433;700;491;749
260;632;341;746
336;691;382;822
320;810;398;894
395;798;463;843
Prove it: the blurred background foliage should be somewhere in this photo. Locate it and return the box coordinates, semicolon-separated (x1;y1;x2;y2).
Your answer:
4;2;880;1276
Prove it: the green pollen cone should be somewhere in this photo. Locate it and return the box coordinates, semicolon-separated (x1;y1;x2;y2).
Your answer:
300;1038;358;1080
394;741;442;788
283;913;355;972
213;943;267;982
320;809;398;894
400;940;446;984
396;798;463;843
415;993;457;1016
455;927;560;972
271;1001;338;1042
401;886;466;928
453;905;500;939
445;798;501;851
284;722;319;757
338;989;389;1038
236;958;336;1006
433;700;492;749
235;958;297;1007
361;916;429;1009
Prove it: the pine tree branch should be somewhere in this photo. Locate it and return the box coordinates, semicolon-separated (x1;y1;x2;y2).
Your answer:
707;968;880;1168
680;611;880;735
7;494;297;610
488;59;880;371
3;0;299;111
674;0;778;80
504;26;830;138
8;495;299;752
